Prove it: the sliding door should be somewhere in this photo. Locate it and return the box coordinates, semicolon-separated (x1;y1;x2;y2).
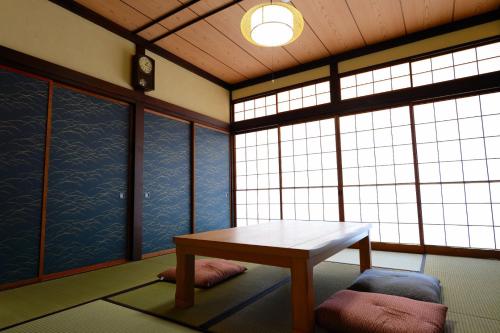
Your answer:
143;111;190;253
415;92;500;249
44;86;130;274
339;107;419;244
195;126;230;233
235;129;281;226
0;68;48;284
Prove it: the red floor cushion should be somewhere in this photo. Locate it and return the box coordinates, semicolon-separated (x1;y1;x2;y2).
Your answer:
158;259;247;288
316;290;447;333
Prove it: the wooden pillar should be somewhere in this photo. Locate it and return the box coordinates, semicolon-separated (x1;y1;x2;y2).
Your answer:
130;101;144;261
190;122;196;234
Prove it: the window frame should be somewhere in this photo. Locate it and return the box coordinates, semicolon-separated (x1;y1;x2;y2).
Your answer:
230;37;500;255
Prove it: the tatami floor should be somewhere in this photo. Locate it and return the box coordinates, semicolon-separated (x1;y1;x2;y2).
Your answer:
1;251;499;333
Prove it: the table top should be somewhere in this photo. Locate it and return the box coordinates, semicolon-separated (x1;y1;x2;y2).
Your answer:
175;220;371;258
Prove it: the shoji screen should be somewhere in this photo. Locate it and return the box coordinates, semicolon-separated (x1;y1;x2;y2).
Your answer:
44;86;130;274
0;68;48;284
195;126;230;233
415;92;500;249
143;111;190;253
340;107;419;244
280;120;339;222
235;128;281;226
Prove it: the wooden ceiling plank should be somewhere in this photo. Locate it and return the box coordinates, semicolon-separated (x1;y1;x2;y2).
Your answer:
128;0;262;80
188;0;234;14
177;20;271;78
153;1;231;33
346;0;407;45
75;0;149;30
129;0;201;34
121;0;181;20
401;0;455;34
158;8;198;32
138;24;168;41
453;0;500;21
150;0;243;43
291;0;365;55
156;35;247;83
283;25;331;64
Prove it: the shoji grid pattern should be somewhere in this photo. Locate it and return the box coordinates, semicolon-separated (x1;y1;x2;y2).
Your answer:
280;119;339;222
234;95;276;122
233;81;330;122
414;92;500;249
277;81;330;113
412;41;500;87
340;41;500;101
235;129;281;226
340;63;411;100
340;106;419;244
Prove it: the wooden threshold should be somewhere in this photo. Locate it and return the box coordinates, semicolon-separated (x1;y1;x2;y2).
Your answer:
142;248;176;259
40;259;127;281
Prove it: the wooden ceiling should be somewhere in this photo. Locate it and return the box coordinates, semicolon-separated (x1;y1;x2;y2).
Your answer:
74;0;499;85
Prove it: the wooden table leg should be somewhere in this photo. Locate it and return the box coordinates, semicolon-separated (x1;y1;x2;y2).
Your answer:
175;248;195;308
359;233;372;273
291;258;314;333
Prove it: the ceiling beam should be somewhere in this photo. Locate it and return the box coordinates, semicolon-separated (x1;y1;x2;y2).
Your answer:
132;0;201;34
48;0;231;89
149;0;243;43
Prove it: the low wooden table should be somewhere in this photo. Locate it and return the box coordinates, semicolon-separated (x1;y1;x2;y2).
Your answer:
174;220;371;333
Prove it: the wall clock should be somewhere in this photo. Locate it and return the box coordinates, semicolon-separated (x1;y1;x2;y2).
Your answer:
132;54;155;92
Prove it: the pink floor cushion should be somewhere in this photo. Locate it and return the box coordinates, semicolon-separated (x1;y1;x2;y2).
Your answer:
158;259;247;288
316;290;448;333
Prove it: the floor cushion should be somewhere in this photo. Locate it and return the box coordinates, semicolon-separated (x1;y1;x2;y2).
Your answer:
158;259;247;288
316;290;448;333
348;268;442;303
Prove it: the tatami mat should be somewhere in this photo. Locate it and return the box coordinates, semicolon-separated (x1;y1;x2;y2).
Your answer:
425;255;500;322
2;300;198;333
0;254;176;329
3;253;499;333
445;311;500;333
210;262;360;333
108;263;290;328
327;249;423;271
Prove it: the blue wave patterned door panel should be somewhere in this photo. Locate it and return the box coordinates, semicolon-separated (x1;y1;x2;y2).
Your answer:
195;126;230;233
0;69;48;284
143;112;191;253
44;86;129;274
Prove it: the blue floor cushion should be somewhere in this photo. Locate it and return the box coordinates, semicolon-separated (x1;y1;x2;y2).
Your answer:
348;268;442;303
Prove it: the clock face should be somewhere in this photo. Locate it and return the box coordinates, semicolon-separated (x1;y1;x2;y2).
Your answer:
138;56;153;74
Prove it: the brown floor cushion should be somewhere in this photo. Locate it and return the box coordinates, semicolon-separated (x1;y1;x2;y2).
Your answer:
316;290;448;333
348;268;442;303
158;259;247;288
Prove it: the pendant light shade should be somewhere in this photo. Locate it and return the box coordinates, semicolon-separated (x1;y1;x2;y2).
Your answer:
241;2;304;47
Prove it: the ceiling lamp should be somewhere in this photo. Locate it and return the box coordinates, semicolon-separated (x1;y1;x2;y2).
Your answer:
241;2;304;47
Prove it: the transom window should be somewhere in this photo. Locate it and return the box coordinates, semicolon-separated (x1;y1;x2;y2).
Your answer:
412;41;500;87
339;40;499;100
233;80;330;122
340;64;411;100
